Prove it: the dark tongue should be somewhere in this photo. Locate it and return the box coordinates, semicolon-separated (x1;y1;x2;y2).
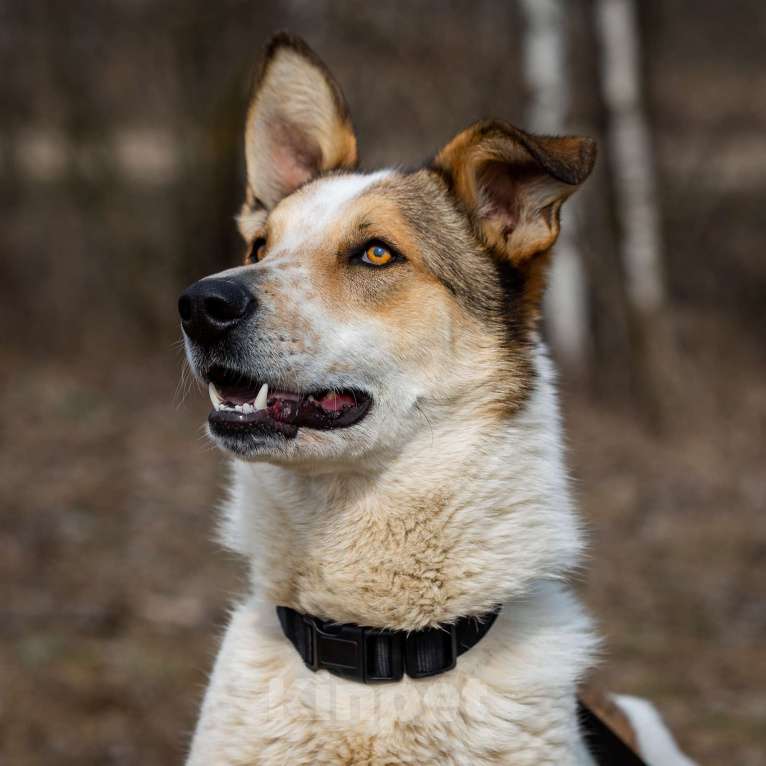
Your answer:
271;391;358;425
315;392;357;412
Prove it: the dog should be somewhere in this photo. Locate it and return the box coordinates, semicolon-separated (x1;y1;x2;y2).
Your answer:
179;33;695;766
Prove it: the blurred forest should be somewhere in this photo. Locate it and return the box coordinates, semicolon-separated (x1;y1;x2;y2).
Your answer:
1;1;765;764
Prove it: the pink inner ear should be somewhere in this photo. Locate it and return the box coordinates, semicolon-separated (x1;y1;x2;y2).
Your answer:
478;160;521;235
267;118;322;196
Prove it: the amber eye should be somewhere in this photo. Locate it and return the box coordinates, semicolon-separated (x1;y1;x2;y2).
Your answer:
361;244;393;266
249;237;267;263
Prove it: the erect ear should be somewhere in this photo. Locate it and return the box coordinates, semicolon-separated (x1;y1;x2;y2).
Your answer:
433;121;596;264
244;33;358;210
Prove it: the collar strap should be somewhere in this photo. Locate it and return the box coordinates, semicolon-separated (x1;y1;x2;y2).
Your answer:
276;605;500;683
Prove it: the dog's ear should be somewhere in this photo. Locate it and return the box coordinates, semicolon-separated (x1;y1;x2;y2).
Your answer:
244;33;358;210
433;121;596;264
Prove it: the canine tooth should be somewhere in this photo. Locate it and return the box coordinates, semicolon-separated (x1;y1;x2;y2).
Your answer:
208;382;223;411
254;383;269;411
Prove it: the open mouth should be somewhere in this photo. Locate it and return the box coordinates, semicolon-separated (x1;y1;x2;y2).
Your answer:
205;367;372;440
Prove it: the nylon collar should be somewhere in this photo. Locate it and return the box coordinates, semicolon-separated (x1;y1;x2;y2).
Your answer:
276;605;499;683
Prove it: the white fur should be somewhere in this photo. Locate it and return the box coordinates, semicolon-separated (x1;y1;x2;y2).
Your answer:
614;696;697;766
272;170;392;257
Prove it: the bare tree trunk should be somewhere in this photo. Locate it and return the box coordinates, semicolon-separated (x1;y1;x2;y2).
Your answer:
594;0;671;423
521;0;590;374
595;0;665;315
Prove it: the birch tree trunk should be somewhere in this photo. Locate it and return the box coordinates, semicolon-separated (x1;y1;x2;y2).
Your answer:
521;0;590;373
595;0;670;421
595;0;665;317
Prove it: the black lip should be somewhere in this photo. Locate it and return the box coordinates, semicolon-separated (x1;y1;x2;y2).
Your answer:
209;409;299;439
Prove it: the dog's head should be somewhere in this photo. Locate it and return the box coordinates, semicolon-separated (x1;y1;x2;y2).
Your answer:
180;34;595;466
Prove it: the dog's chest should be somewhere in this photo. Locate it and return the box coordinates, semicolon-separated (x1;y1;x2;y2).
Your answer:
261;487;469;627
187;601;594;766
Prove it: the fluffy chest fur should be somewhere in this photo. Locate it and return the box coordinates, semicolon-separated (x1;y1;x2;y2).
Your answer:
186;353;598;765
219;351;584;631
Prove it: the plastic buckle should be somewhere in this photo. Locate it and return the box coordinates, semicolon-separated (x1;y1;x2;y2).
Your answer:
302;616;406;683
303;615;367;682
404;623;458;679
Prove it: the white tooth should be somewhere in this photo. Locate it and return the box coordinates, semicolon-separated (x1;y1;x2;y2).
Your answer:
208;382;223;411
254;383;269;411
242;403;253;414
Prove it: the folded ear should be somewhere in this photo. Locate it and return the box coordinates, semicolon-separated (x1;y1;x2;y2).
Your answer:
244;33;358;210
433;121;596;264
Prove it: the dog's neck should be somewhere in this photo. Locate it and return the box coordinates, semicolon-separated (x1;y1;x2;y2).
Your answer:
220;348;585;631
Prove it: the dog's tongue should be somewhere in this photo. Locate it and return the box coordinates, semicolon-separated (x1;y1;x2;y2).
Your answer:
219;386;355;419
269;391;357;421
315;391;357;413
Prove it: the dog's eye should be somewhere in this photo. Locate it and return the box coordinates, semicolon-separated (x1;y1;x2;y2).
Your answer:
361;244;394;267
249;237;267;263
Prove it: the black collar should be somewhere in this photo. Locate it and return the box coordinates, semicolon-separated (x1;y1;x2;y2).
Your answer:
276;605;647;765
276;605;499;683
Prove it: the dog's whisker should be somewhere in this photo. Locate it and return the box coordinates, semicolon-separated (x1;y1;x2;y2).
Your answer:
175;358;196;409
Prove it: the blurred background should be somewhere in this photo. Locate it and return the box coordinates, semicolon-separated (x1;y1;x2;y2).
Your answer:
1;1;764;763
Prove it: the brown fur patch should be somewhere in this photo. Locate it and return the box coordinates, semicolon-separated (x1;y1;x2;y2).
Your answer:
432;120;594;265
323;172;537;416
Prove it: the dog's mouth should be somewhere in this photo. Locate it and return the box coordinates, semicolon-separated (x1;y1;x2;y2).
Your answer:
205;367;372;440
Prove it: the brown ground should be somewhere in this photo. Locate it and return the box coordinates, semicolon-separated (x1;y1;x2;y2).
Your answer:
1;309;764;765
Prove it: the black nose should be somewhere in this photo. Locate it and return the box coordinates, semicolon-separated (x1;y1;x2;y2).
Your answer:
178;278;255;344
